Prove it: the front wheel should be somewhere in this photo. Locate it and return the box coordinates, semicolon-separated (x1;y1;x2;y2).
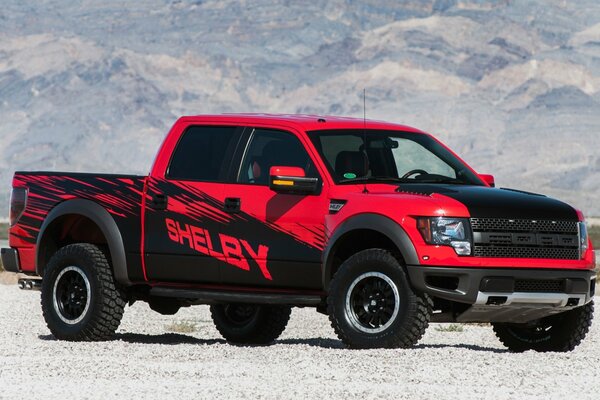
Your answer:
41;243;126;341
327;249;432;349
210;304;291;345
492;301;594;352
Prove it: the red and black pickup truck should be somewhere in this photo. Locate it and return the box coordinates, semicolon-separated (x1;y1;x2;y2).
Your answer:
2;114;596;350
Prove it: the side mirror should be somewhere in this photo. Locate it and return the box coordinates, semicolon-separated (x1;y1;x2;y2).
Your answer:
479;174;495;187
269;166;319;195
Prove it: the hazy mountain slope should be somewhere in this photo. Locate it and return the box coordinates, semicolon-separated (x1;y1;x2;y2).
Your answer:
0;0;599;215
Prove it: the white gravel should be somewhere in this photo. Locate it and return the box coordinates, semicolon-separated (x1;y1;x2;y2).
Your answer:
0;282;599;400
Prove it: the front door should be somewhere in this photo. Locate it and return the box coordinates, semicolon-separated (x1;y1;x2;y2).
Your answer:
220;128;328;289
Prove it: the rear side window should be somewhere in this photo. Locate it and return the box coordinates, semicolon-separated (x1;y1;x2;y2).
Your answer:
167;126;240;181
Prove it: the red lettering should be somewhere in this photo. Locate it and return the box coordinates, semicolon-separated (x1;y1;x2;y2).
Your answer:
205;228;226;262
220;234;250;271
191;226;209;255
164;218;271;280
176;221;193;249
240;239;271;280
165;218;178;242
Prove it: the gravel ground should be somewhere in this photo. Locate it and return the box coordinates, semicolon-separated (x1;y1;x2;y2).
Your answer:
0;281;599;400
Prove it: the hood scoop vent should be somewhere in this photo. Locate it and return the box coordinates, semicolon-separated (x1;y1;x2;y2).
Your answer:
395;184;458;196
395;188;433;197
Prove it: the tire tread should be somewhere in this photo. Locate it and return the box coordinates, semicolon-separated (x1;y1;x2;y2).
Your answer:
327;249;432;349
41;243;126;341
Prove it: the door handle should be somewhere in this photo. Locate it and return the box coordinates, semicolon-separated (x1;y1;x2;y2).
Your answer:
151;193;168;210
224;197;241;213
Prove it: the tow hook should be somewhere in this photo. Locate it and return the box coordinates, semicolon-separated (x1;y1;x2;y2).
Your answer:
18;279;42;291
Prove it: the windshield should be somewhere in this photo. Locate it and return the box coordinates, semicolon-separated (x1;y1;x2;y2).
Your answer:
307;129;483;185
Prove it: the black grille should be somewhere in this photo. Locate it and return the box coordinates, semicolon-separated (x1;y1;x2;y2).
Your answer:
471;218;580;260
473;246;579;260
514;279;564;293
470;218;577;234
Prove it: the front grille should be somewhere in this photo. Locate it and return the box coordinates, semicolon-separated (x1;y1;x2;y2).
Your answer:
470;218;577;234
471;218;579;260
514;279;564;293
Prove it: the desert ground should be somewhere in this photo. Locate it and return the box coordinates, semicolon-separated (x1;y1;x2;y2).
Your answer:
0;281;598;400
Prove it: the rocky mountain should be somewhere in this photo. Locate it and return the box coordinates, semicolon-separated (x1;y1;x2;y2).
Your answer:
1;0;599;216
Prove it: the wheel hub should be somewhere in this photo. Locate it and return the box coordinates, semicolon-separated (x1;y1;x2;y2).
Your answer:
52;266;91;325
345;272;400;334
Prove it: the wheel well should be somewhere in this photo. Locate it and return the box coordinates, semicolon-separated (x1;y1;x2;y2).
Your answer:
38;214;109;275
328;229;402;281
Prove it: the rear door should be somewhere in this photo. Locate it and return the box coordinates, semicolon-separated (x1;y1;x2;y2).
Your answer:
143;125;245;283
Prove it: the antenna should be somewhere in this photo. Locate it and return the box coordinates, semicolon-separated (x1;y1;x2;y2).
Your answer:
362;88;369;194
363;88;366;125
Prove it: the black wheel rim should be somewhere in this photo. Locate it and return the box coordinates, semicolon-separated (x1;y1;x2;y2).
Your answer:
345;272;400;333
224;304;259;326
53;266;91;324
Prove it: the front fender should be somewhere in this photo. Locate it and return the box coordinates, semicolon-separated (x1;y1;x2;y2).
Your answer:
322;213;419;288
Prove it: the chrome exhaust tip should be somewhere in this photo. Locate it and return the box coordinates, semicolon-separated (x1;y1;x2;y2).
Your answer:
17;279;42;291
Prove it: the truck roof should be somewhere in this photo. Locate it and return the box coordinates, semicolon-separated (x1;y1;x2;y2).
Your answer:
176;113;426;134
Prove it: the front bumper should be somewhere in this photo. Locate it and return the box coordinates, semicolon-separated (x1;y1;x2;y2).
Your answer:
1;248;20;273
406;265;596;322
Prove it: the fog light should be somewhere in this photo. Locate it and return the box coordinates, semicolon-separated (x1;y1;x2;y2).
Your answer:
451;241;471;255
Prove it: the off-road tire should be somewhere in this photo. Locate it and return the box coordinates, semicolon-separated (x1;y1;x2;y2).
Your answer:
492;301;594;352
327;249;432;349
210;304;291;345
41;243;126;341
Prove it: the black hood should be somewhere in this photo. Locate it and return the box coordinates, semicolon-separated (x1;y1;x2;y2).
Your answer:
395;184;578;220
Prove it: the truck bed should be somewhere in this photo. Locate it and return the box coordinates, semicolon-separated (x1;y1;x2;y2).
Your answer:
11;171;146;276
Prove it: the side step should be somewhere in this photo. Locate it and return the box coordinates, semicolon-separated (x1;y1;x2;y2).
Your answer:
150;287;323;306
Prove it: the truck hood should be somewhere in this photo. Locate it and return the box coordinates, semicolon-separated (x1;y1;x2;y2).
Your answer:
393;184;578;220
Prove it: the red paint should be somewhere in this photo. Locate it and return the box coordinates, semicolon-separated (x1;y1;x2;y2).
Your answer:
479;174;495;187
269;166;306;177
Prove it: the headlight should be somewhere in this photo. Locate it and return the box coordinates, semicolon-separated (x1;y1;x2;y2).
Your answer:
417;217;472;256
578;222;588;259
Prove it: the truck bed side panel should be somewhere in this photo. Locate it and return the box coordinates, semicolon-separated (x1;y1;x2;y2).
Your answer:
11;172;146;280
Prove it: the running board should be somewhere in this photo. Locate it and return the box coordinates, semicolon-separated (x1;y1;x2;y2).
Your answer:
150;287;323;306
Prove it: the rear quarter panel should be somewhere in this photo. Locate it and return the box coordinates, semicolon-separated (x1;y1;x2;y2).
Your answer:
11;172;146;277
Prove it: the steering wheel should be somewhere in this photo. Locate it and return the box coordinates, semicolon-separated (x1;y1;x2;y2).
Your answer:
401;169;428;179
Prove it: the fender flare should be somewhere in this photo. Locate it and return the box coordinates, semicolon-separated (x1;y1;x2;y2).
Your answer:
36;199;130;285
322;213;419;288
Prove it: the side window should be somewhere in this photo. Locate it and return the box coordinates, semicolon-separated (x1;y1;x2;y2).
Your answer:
167;126;240;181
238;129;318;185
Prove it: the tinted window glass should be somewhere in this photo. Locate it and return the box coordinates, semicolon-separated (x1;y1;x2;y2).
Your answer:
168;126;239;181
238;129;318;185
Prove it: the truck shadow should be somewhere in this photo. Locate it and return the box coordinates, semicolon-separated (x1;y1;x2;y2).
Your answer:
38;333;227;345
38;334;507;352
414;343;508;353
276;339;507;353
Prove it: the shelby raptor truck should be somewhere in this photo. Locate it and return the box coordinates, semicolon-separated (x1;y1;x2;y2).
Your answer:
2;114;596;351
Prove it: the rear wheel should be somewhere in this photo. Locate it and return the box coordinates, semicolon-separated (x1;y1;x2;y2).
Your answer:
210;304;291;345
492;301;594;352
41;243;126;341
327;249;432;349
